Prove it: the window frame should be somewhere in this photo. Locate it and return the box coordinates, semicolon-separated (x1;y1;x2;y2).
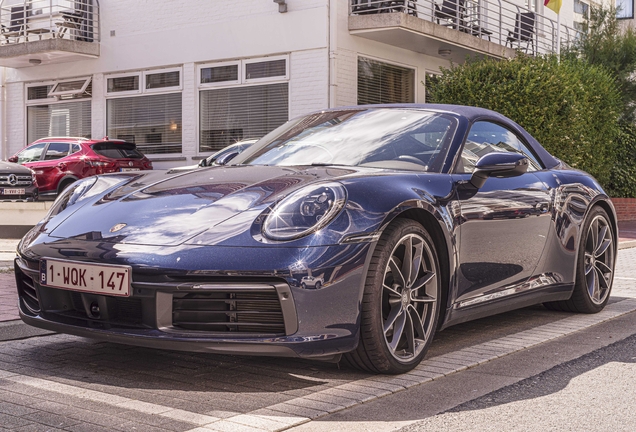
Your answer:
47;77;92;98
617;0;634;19
196;55;290;157
198;61;242;89
105;72;142;97
243;55;289;84
143;67;183;94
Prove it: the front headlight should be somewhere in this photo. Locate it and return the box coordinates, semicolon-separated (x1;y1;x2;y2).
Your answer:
262;182;347;241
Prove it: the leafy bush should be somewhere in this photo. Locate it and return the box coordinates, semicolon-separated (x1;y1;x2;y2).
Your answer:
427;54;622;188
607;122;636;197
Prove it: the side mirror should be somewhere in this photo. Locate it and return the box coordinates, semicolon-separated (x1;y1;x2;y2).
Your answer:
214;151;240;166
470;152;529;189
8;156;18;163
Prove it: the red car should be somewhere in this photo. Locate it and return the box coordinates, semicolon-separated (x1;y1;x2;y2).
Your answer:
9;137;153;198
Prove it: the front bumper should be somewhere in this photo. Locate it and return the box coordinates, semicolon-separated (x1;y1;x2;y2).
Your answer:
15;238;373;358
0;185;38;202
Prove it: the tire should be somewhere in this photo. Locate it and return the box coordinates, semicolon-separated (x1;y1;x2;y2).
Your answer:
301;283;307;290
57;178;76;195
314;281;322;290
544;206;615;313
343;218;441;374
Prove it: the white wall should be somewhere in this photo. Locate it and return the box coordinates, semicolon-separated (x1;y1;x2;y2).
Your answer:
3;0;331;167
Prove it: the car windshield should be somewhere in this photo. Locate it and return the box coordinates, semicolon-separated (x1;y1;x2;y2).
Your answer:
237;109;457;172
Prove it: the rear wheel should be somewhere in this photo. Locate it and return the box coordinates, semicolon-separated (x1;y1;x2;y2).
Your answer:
343;219;441;374
544;206;615;313
57;178;77;195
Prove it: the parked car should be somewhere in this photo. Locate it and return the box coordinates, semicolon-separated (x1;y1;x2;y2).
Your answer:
15;105;617;374
9;137;153;199
0;160;38;202
168;139;257;174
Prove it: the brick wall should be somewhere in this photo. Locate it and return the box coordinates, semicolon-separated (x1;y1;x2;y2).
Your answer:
611;198;636;221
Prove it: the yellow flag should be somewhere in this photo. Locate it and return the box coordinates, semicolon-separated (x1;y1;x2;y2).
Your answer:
544;0;562;14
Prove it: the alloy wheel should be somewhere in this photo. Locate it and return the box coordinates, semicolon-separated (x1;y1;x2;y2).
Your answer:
584;215;614;305
382;233;438;362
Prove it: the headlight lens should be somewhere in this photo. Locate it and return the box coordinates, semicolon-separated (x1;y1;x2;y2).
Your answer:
262;182;347;241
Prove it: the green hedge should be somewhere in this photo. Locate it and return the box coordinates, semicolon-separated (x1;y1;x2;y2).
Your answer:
427;55;622;189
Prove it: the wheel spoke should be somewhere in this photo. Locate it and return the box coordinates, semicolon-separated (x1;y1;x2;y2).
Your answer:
407;304;426;339
401;236;413;286
383;283;401;298
584;252;594;275
411;271;436;291
595;260;612;276
595;266;610;290
409;241;424;287
587;266;597;300
384;304;403;334
388;257;406;288
388;311;406;352
595;239;611;258
404;308;416;356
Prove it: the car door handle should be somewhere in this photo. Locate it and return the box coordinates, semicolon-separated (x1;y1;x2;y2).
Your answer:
57;162;67;170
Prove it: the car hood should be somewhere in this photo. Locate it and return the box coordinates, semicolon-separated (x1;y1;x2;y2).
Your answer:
47;165;362;246
0;160;31;175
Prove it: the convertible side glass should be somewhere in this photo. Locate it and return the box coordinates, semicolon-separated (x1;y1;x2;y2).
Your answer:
241;109;457;173
457;121;543;173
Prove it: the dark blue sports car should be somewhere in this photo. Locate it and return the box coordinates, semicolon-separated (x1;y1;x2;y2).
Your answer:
15;105;617;374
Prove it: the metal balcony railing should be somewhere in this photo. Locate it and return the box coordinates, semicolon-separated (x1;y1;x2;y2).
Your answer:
350;0;583;56
0;0;99;45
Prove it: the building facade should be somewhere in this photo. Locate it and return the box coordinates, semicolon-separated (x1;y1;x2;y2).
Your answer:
0;0;579;169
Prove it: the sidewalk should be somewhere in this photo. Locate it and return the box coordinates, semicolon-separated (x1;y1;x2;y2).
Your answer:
1;222;636;324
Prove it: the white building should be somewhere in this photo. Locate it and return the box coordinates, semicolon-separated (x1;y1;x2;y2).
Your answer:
0;0;580;169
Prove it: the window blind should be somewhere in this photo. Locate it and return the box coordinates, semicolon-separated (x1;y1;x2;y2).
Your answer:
107;93;182;154
27;100;92;143
199;83;288;152
358;57;415;105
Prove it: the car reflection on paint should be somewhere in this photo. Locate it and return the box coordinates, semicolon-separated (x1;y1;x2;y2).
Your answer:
15;104;618;374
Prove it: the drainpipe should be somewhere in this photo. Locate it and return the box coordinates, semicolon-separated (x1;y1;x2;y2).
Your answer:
0;66;6;161
328;0;337;108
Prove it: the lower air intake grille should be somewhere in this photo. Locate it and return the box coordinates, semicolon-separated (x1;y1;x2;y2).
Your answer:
16;269;40;314
172;288;285;335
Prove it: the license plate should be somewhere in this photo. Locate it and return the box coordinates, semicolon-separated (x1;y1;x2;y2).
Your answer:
40;258;131;297
120;168;140;172
2;188;25;195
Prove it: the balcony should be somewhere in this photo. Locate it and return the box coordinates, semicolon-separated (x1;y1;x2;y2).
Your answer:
0;0;99;68
349;0;581;62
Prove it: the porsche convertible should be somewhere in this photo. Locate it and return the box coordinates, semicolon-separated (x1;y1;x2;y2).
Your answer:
15;105;617;374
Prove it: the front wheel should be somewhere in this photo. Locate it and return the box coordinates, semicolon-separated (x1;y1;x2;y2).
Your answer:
343;219;441;374
544;206;615;313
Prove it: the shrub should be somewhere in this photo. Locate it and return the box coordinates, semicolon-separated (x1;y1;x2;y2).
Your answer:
427;55;622;188
607;122;636;197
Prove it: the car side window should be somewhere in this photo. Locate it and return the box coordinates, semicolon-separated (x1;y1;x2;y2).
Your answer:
17;143;47;164
456;121;543;174
43;143;71;161
70;144;81;154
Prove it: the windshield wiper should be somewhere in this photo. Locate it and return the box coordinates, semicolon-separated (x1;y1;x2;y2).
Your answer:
309;163;351;167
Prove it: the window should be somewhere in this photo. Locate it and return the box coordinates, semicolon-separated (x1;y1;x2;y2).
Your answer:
574;0;589;16
198;56;289;152
106;68;183;154
107;75;140;93
48;78;91;99
26;79;92;142
200;84;288;152
43;143;71;160
17;143;46;164
201;64;239;84
27;101;91;143
358;57;415;105
456;121;543;173
107;93;182;154
617;0;634;19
